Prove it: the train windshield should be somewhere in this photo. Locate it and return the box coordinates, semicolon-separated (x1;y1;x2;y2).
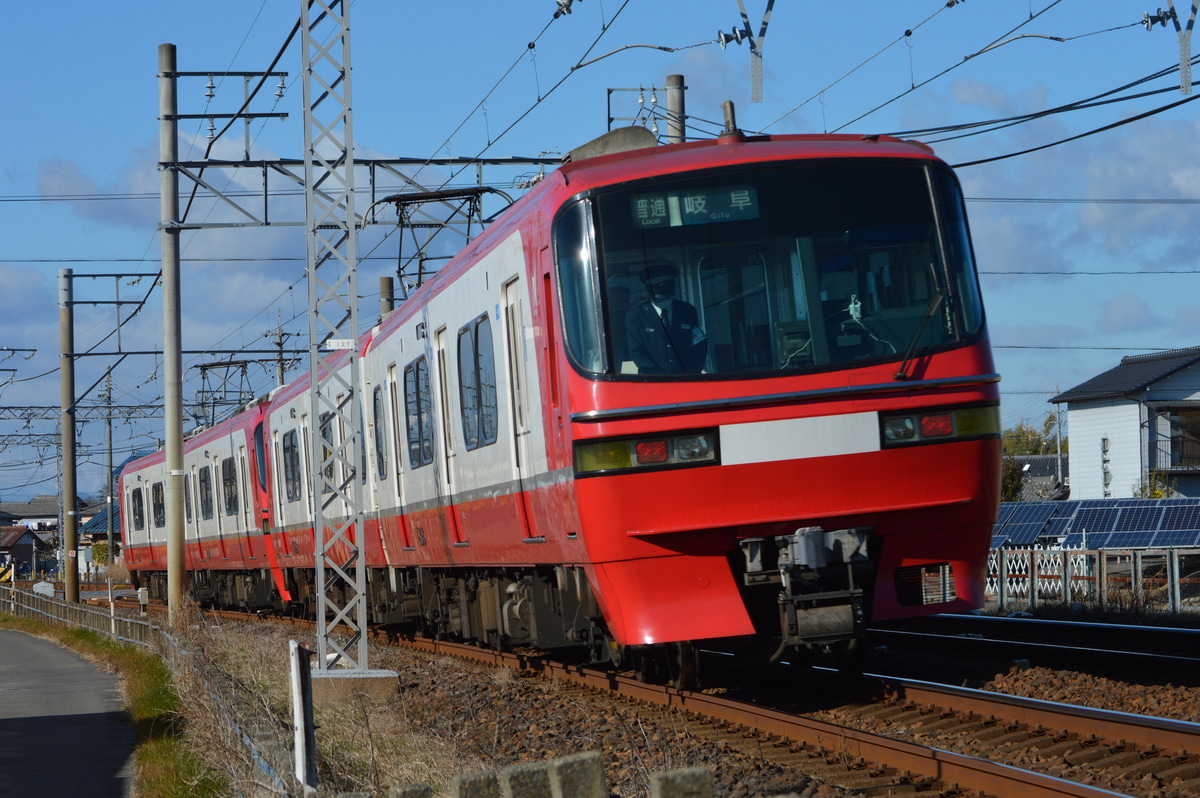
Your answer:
554;159;984;378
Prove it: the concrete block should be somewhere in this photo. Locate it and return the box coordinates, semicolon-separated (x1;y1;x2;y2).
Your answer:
547;751;606;798
451;771;501;798
649;767;714;798
500;761;552;798
310;668;397;709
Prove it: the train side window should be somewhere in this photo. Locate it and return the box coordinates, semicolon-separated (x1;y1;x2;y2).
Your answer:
458;323;479;449
319;413;336;493
151;481;165;528
373;385;388;480
282;429;301;503
404;357;434;468
458;314;499;451
130;487;145;531
183;473;193;522
476;316;498;445
221;456;239;516
199;466;214;520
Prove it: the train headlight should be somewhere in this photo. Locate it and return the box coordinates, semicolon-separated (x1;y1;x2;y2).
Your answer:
882;417;916;443
575;429;719;476
675;434;712;461
879;404;998;448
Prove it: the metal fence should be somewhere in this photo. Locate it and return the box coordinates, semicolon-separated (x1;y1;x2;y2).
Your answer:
986;547;1200;613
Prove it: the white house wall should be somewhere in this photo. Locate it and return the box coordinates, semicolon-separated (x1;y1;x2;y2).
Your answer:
1065;399;1143;499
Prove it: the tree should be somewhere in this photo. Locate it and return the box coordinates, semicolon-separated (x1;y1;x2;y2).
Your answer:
1002;411;1067;456
1132;470;1176;499
1001;457;1025;502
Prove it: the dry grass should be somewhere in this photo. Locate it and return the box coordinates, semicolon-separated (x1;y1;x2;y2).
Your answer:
171;612;483;795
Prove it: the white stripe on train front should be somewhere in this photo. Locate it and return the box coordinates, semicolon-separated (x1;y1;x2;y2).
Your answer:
720;411;879;465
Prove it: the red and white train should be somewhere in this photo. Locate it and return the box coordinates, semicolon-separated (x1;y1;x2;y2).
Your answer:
120;120;1001;679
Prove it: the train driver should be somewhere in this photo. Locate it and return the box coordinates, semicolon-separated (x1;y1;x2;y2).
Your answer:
625;261;708;374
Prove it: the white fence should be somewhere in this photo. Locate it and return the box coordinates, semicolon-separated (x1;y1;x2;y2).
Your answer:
986;547;1200;613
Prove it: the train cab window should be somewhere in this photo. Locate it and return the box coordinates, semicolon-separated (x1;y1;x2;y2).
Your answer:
199;466;214;520
403;356;434;468
457;314;499;451
372;386;388;480
221;456;239;516
282;429;301;503
562;160;983;379
130;487;145;531
554;201;603;372
151;481;165;528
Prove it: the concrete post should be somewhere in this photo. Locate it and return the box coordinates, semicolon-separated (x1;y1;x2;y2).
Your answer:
59;269;78;603
666;74;686;144
159;43;187;624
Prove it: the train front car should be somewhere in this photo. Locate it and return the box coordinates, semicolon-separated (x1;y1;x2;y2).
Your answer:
555;131;1000;672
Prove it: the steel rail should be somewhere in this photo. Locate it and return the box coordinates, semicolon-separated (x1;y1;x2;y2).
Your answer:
392;635;1131;798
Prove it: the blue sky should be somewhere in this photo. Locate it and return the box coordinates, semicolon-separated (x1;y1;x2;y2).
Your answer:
3;0;1199;500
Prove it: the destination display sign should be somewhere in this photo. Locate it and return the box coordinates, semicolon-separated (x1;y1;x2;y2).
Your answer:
631;185;759;228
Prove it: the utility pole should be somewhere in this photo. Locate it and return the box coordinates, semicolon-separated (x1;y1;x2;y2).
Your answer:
666;74;686;144
59;270;78;603
265;322;299;387
159;43;187;624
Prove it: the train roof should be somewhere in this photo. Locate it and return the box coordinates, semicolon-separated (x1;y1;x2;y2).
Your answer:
556;130;940;187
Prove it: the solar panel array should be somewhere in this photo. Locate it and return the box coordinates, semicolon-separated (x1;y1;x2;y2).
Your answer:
991;498;1200;549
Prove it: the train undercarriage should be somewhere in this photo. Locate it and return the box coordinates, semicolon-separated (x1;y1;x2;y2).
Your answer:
131;524;878;690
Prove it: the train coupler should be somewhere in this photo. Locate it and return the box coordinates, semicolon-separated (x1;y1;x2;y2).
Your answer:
739;525;872;647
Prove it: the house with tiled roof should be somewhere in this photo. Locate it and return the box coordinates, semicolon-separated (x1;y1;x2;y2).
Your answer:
1;526;41;575
1051;346;1200;499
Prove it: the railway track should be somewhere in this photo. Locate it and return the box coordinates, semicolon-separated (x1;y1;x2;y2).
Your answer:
869;613;1200;686
104;598;1200;795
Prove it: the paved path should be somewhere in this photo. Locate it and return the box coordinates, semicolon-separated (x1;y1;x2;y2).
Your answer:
0;629;135;797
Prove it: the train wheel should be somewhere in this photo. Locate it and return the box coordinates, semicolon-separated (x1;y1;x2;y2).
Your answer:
666;641;699;691
631;647;657;683
832;638;864;676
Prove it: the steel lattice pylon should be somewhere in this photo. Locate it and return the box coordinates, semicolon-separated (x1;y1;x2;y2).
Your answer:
300;0;369;671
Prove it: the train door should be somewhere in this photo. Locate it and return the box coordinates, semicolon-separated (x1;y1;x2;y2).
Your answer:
387;364;415;550
503;278;537;539
370;383;393;562
434;327;466;546
239;445;256;560
185;470;202;563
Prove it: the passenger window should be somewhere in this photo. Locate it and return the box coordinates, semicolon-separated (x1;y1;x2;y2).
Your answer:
458;324;479;449
151;481;165;528
199;466;214;520
458;314;498;450
221;457;239;516
282;429;301;503
130;488;145;531
404;356;434;468
373;386;388;480
183;474;193;522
